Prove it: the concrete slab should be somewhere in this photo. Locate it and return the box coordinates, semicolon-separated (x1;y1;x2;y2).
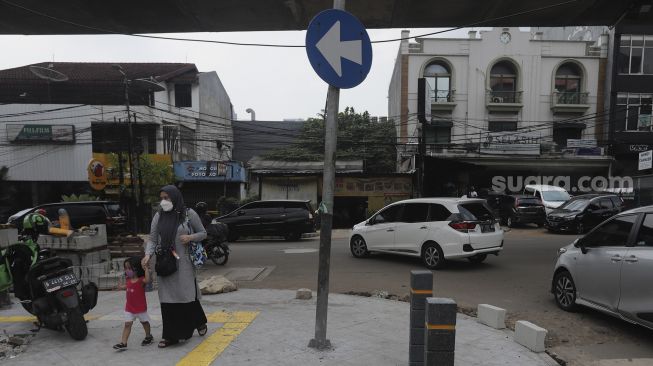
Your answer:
0;289;557;366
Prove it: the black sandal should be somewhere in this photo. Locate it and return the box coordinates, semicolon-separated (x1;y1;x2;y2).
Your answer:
113;342;127;350
141;335;154;346
158;339;179;348
197;324;208;336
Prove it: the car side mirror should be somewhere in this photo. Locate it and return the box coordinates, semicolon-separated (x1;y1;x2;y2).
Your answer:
574;239;588;254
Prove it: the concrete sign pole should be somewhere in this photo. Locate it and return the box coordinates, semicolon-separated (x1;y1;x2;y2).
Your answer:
309;0;344;351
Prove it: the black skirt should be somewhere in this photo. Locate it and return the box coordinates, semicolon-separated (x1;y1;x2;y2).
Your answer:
161;300;207;341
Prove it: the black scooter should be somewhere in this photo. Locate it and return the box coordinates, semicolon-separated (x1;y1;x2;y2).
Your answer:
4;242;98;340
205;222;230;265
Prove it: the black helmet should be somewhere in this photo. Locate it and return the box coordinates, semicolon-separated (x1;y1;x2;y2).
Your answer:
195;202;208;214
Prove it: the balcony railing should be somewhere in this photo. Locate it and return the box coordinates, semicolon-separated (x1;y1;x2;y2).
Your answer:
551;92;590;113
431;89;455;103
486;90;523;104
486;91;523;112
553;92;589;105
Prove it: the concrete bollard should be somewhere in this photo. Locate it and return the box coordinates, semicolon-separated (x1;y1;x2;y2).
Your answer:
425;298;457;366
514;320;547;353
477;304;506;329
409;270;433;366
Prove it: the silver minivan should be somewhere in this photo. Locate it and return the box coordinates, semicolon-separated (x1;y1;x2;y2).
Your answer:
552;205;653;329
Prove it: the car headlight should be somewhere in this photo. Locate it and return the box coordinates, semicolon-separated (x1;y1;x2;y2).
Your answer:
557;247;567;257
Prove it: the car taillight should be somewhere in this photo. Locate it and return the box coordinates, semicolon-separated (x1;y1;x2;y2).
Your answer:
514;199;520;208
449;221;477;232
61;289;75;298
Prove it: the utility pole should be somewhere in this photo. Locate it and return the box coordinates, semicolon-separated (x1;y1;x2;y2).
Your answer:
114;64;138;233
309;0;344;351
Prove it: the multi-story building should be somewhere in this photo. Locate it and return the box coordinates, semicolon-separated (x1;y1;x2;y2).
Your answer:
389;27;612;196
0;62;234;209
607;18;653;205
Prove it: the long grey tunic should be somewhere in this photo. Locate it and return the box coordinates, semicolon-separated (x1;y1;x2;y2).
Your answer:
145;209;207;303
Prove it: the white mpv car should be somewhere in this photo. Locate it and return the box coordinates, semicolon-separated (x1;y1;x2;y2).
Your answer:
350;198;504;269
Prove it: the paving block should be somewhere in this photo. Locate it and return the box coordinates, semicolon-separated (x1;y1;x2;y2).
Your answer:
514;320;547;353
425;351;455;365
410;327;424;346
410;293;431;311
477;304;506;329
410;309;425;329
425;329;456;351
410;270;433;290
0;228;18;246
97;272;123;290
425;298;457;326
409;344;424;363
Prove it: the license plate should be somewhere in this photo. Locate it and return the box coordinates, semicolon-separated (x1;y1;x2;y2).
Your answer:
43;273;79;293
481;224;495;233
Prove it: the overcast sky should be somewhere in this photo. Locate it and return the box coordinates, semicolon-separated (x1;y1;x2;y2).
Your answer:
0;28;478;121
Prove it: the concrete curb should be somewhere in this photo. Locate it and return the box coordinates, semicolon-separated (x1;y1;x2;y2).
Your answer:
472;303;560;366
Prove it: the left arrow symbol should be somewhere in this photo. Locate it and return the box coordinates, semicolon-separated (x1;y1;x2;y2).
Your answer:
315;20;362;77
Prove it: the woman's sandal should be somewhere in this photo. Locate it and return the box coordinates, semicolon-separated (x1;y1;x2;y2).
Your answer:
141;335;154;346
113;342;127;350
158;339;179;348
197;324;208;336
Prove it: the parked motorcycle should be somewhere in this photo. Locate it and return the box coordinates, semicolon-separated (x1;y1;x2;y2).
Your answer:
205;221;230;265
1;213;98;340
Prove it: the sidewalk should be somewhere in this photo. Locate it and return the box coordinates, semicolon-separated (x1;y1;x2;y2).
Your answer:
0;289;557;366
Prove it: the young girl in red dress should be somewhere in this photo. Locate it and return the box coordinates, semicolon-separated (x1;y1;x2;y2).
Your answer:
113;257;153;350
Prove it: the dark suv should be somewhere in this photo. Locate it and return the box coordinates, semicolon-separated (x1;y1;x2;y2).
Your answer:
546;194;624;234
216;200;316;241
7;201;127;236
486;194;546;227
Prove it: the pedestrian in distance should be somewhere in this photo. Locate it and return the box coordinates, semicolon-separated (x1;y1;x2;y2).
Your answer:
142;185;208;348
113;257;153;350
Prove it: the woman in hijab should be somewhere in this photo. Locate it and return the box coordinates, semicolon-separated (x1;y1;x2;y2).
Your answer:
142;185;208;348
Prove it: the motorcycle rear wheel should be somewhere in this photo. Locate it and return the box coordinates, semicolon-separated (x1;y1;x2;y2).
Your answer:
66;308;88;340
209;246;229;266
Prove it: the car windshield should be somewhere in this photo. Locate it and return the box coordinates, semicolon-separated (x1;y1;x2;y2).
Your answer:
106;203;123;217
541;190;570;202
560;199;589;211
9;208;32;221
458;202;495;221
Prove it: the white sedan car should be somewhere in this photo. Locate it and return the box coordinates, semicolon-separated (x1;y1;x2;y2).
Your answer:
349;198;504;269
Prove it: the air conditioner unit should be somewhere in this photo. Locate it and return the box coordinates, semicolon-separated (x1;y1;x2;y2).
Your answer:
491;96;504;103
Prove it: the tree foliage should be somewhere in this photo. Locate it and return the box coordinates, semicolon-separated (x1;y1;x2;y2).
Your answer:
61;193;99;202
264;107;396;173
106;154;174;206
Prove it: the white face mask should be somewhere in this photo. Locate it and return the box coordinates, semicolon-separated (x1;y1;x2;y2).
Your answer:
160;199;174;212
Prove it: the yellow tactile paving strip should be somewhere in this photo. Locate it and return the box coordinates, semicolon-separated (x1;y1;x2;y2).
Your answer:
177;311;259;366
0;310;259;366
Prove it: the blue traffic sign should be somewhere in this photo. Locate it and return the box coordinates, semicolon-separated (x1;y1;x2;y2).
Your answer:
305;9;372;89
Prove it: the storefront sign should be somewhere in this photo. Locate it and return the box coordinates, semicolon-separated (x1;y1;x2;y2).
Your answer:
7;124;75;143
262;177;318;203
87;159;107;191
174;161;246;182
630;144;651;153
334;177;412;196
567;139;597;148
640;150;652;171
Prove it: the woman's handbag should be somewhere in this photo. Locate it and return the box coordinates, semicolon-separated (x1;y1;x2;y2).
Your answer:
155;245;178;277
185;209;207;269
